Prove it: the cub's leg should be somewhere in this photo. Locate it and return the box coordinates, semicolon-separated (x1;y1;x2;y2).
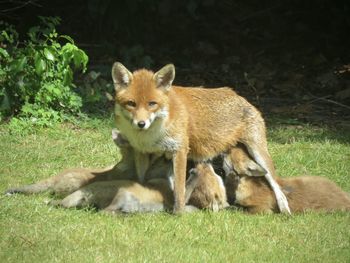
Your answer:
49;180;135;209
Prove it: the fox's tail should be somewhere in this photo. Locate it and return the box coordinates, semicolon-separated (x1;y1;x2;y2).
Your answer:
5;178;53;195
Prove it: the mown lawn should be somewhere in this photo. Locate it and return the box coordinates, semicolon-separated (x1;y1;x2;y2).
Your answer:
0;117;349;263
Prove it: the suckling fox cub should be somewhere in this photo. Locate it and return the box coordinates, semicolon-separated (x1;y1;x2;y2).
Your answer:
52;163;229;213
226;174;350;213
224;145;350;213
112;62;290;214
5;129;228;213
47;133;228;213
5;129;168;197
50;178;175;213
185;163;229;211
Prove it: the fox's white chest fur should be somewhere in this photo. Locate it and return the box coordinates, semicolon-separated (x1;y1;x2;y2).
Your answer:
115;109;180;154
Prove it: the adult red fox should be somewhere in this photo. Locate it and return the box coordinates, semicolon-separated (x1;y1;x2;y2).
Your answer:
224;146;350;213
112;62;290;214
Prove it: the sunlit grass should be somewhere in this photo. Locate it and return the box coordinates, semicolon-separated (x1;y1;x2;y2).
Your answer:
1;118;349;262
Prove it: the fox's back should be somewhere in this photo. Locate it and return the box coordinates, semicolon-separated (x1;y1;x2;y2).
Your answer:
173;86;264;160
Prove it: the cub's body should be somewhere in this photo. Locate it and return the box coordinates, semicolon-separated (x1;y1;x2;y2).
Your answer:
226;175;350;213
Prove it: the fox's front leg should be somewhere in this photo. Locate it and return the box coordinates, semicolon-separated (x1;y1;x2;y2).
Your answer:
172;147;188;214
134;151;150;183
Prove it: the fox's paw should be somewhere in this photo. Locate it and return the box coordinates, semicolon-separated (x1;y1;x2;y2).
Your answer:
173;205;185;215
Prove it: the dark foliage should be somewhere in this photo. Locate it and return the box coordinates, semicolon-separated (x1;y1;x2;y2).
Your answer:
1;0;349;123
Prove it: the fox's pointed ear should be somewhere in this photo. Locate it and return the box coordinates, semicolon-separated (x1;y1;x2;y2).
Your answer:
153;64;175;91
111;62;133;91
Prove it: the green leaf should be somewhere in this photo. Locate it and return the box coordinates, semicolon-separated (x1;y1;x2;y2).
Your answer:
73;49;88;71
44;48;55;61
60;35;74;44
9;56;27;73
16;56;27;71
62;43;77;53
52;87;62;96
0;48;9;58
63;68;73;86
34;54;46;75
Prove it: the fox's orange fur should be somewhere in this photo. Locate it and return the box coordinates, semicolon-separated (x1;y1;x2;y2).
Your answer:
4;129;172;197
112;63;290;214
223;146;350;213
225;174;350;213
6;129;228;213
52;162;229;213
50;178;175;213
186;163;228;211
4;130;137;196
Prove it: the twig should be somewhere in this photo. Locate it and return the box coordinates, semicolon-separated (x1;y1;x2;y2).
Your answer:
0;0;41;13
309;94;350;110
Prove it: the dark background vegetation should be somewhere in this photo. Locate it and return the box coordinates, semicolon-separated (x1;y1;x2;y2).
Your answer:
1;0;350;125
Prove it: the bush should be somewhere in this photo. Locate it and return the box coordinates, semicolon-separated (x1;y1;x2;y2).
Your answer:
0;17;88;124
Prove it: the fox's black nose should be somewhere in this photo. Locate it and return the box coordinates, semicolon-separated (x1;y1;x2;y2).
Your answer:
138;121;146;128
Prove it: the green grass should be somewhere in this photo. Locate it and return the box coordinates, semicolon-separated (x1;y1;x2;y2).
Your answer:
1;118;349;262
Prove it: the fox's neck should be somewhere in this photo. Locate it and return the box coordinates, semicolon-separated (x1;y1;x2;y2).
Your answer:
116;112;181;154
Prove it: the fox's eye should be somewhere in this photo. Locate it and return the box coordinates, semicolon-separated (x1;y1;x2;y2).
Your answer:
126;100;136;107
148;101;157;107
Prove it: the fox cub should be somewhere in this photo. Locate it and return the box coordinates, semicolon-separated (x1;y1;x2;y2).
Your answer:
52;163;229;213
5;129;168;197
50;178;174;213
112;62;290;214
224;145;350;213
48;134;229;213
185;163;229;211
6;129;228;213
